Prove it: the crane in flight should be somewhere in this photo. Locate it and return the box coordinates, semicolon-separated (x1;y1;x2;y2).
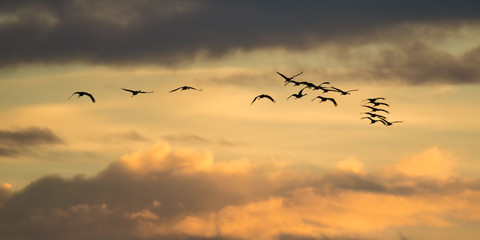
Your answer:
169;86;202;93
361;112;387;120
69;91;95;103
251;94;275;105
122;88;154;97
362;105;389;114
363;97;386;104
361;117;384;124
276;71;303;84
380;119;403;126
331;87;358;95
287;87;308;100
311;96;337;106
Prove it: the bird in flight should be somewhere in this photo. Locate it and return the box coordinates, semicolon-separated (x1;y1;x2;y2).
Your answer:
276;71;303;84
331;87;358;95
251;94;275;105
361;117;384;124
362;105;389;114
363;97;386;104
380;119;403;126
122;88;154;97
361;112;387;120
287;87;308;100
69;91;95;103
169;86;202;93
311;96;337;106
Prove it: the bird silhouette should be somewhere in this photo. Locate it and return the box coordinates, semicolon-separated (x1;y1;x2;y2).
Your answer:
312;82;333;93
69;91;95;103
251;94;275;105
362;105;389;113
287;87;308;100
380;119;403;126
311;96;337;106
122;88;154;97
363;97;386;104
277;71;303;84
169;86;202;93
361;112;387;120
284;80;305;87
368;101;390;107
331;87;358;95
361;117;384;124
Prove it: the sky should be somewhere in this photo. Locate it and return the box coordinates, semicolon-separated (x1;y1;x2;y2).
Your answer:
1;0;480;239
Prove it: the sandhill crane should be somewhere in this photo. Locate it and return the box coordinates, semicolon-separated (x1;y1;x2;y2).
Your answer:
363;97;386;104
312;82;334;93
169;86;202;93
287;87;307;100
331;87;358;95
122;88;154;97
277;71;303;84
284;80;304;87
380;119;403;126
361;112;387;120
251;94;275;105
69;91;95;103
361;117;383;124
311;96;337;106
368;101;390;107
362;105;389;114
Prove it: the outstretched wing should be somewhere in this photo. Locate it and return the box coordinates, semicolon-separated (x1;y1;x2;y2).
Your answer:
85;92;96;103
251;95;260;105
139;90;154;94
264;95;275;103
122;88;135;93
169;87;182;93
291;71;303;79
327;98;337;106
69;92;79;99
188;86;202;91
347;89;359;93
276;72;289;80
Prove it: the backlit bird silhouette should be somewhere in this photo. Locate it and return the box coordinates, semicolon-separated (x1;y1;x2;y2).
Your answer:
251;94;275;105
69;91;95;103
122;88;154;97
169;86;202;93
361;112;387;120
363;97;386;104
312;82;333;93
311;96;337;106
277;71;303;84
362;105;389;113
287;88;307;100
361;117;384;124
380;119;403;126
331;87;358;95
368;101;390;107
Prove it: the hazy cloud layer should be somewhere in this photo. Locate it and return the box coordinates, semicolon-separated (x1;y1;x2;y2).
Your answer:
0;143;479;240
0;127;64;157
2;0;480;69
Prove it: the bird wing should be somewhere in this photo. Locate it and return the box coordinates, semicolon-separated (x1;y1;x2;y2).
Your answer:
122;88;135;93
139;90;153;93
276;72;289;80
169;87;182;93
265;95;275;102
251;96;260;105
328;98;337;106
69;92;79;99
347;89;359;93
85;93;96;103
291;71;303;79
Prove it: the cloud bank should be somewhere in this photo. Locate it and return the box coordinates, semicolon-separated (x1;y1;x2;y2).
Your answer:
2;0;480;72
0;142;479;240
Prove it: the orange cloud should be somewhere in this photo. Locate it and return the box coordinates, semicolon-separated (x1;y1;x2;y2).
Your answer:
0;143;479;240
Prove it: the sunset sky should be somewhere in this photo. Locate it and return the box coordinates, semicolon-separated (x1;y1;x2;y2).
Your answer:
1;1;480;239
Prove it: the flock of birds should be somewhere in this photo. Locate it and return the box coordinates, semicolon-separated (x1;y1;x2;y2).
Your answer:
69;71;402;126
361;97;403;126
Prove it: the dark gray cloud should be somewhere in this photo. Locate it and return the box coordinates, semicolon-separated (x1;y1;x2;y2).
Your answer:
0;127;64;158
1;0;480;68
0;126;64;145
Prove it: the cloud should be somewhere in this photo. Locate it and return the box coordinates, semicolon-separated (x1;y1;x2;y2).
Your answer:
0;142;479;240
2;1;480;68
0;126;64;158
